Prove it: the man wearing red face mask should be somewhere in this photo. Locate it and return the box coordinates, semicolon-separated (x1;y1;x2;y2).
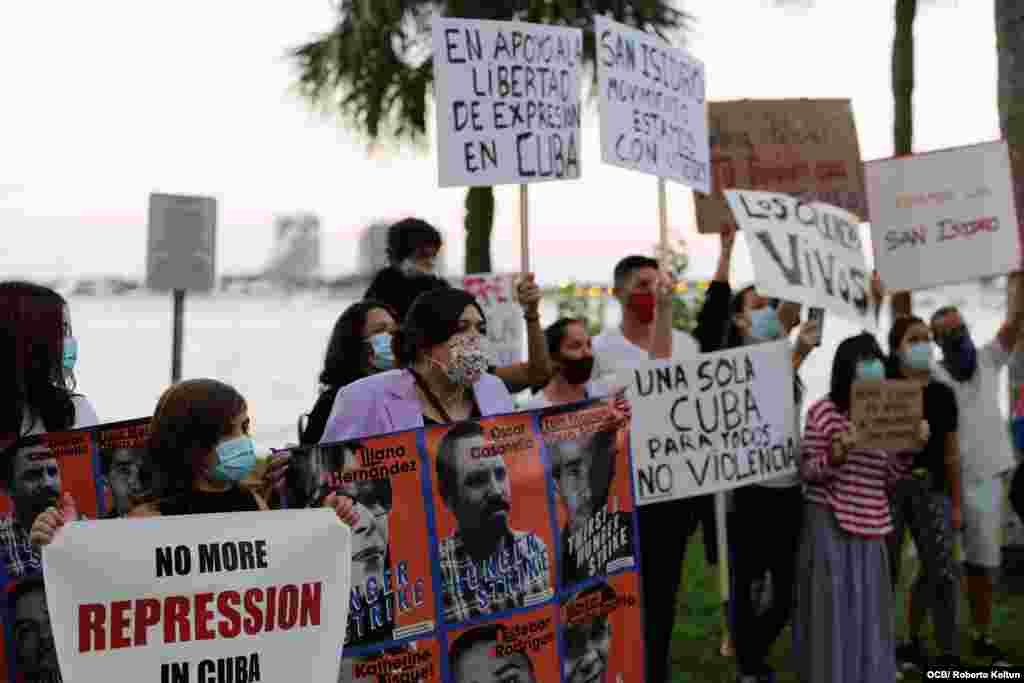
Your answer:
593;237;735;683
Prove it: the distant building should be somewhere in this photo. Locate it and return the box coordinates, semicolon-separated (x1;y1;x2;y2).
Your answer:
267;214;321;286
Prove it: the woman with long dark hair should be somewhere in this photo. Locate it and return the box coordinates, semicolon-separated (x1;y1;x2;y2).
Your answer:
0;281;97;444
885;315;962;671
30;379;357;543
794;333;927;683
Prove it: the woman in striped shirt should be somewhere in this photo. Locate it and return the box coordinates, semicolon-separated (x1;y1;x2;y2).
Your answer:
792;333;928;683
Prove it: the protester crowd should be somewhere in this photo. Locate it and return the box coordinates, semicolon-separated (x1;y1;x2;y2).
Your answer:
3;216;1024;683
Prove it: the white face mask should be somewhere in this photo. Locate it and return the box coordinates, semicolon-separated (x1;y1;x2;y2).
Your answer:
431;334;491;386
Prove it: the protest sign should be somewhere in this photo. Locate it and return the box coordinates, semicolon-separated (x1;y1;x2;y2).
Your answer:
864;141;1022;291
562;572;644;683
627;340;798;504
850;380;924;451
454;272;525;367
296;399;644;682
96;418;151;520
594;16;709;192
432;17;583;188
538;401;636;588
283;432;437;651
44;509;352;683
425;412;556;625
694;99;867;233
724;189;873;328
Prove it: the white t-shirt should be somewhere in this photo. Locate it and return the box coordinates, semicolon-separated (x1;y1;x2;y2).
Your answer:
525;380;612;410
932;336;1016;485
592;327;699;388
22;395;99;436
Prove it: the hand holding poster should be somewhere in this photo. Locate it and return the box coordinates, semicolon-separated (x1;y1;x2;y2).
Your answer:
864;141;1022;291
725;189;873;328
594;16;709;192
432;17;583;188
43;509;352;683
850;380;924;450
627;340;798;504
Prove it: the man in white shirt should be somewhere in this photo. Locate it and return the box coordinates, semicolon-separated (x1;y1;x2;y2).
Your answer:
929;271;1024;667
591;254;710;683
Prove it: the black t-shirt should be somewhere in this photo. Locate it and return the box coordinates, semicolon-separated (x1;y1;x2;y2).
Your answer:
158;487;262;516
917;380;959;492
364;266;451;322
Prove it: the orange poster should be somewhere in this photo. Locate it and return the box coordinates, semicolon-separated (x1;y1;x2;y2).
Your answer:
538;401;637;591
285;431;436;649
95;419;151;518
424;413;557;627
444;605;560;683
562;573;645;683
339;639;442;683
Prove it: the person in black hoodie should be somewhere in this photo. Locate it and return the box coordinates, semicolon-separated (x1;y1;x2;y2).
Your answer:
365;218;450;321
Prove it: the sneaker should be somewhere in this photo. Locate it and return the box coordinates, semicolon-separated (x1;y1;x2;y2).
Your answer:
896;639;926;673
973;636;1011;667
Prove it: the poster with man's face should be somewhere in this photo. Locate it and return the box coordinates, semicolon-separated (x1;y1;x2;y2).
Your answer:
539;401;637;590
96;419;151;518
425;414;556;627
445;606;559;683
561;574;644;683
285;432;435;649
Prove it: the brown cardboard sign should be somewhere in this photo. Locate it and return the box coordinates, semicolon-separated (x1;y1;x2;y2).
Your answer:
850;379;924;450
694;99;867;233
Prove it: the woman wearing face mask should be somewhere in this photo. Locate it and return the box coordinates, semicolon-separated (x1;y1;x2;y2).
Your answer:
320;288;514;442
29;379;358;547
884;316;962;671
300;300;400;445
527;318;608;409
1;281;98;447
793;333;928;683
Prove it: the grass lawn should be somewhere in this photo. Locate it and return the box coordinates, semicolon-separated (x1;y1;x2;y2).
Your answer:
666;531;1024;682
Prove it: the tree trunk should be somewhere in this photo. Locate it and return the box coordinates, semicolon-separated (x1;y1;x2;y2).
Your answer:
464;186;494;274
997;0;1024;549
890;0;917;319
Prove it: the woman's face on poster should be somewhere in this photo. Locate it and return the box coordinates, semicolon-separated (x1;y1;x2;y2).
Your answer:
341;477;390;589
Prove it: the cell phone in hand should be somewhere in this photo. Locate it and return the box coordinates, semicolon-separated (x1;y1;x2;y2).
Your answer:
808;307;825;346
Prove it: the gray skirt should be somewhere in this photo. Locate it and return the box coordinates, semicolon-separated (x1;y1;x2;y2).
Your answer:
792;503;896;683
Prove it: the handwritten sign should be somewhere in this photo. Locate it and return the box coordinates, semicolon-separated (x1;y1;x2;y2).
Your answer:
432;17;583;188
452;272;524;366
725;189;873;328
850;380;924;450
864;140;1022;291
694;99;867;233
43;510;351;683
626;340;797;504
594;16;708;192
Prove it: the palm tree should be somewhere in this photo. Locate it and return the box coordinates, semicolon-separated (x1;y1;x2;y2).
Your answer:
289;1;689;274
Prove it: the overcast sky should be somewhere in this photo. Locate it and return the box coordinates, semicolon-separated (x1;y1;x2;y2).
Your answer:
0;0;993;285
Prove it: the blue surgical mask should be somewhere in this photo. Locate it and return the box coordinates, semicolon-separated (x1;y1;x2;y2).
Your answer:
856;359;886;381
901;342;932;371
63;336;78;371
750;307;783;341
211;436;258;483
368;332;395;371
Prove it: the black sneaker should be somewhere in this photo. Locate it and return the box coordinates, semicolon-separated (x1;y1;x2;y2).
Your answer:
973;636;1011;667
896;639;926;673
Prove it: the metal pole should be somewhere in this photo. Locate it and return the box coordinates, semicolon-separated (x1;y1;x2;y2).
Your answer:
171;289;185;383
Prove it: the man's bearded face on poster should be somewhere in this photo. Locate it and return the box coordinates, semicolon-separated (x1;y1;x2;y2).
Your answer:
551;440;596;525
564;616;612;683
450;434;513;540
10;444;61;529
13;584;60;683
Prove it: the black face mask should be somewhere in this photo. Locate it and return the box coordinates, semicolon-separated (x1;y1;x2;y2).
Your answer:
937;325;977;382
561;356;595;386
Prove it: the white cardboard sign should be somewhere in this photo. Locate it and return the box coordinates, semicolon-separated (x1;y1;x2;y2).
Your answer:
627;340;798;504
594;16;709;192
725;189;874;328
432;17;583;188
44;509;351;683
452;272;525;367
146;193;217;292
864;140;1022;291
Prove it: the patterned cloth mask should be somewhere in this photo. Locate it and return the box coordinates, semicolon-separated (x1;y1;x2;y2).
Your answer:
436;334;491;387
